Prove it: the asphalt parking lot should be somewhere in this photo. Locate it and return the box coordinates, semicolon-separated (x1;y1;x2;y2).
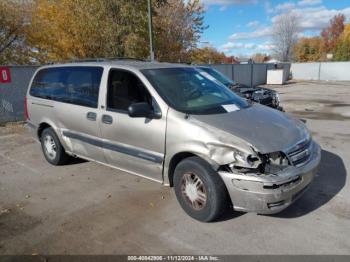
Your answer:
0;81;349;255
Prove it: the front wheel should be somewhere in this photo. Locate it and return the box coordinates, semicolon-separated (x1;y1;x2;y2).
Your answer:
173;156;229;222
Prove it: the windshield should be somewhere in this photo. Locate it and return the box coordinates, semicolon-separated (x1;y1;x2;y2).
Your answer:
141;67;249;115
198;67;235;87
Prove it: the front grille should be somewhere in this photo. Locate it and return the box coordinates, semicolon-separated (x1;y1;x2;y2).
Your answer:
286;139;312;167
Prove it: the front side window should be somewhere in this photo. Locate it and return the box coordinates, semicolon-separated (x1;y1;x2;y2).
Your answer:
142;67;249;114
107;69;152;112
30;66;103;108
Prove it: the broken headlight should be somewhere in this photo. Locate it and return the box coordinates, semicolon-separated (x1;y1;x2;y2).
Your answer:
229;150;290;175
231;150;261;169
272;93;280;106
275;93;280;103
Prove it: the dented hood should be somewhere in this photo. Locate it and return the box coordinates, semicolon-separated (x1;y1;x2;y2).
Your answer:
192;104;306;154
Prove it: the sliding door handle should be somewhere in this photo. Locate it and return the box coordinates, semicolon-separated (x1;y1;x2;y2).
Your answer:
102;114;113;124
86;112;97;121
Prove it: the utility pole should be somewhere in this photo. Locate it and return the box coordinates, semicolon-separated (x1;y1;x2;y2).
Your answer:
148;0;155;61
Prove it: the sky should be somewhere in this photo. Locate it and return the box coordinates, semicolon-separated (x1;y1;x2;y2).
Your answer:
199;0;350;57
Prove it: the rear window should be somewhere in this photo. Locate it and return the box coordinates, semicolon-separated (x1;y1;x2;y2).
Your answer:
30;66;103;108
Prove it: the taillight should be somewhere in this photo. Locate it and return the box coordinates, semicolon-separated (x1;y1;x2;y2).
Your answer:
24;96;29;120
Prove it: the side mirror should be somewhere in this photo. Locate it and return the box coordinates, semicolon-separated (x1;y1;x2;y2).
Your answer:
128;102;152;118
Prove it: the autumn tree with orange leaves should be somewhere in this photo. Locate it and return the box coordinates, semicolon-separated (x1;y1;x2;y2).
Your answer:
321;14;345;53
27;0;159;62
294;37;324;62
0;0;33;64
26;0;206;63
1;0;207;64
293;14;349;62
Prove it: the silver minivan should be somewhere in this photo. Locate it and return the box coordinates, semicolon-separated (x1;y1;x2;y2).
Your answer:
26;60;321;222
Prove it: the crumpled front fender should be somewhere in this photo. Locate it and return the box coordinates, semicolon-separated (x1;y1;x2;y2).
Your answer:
163;108;258;185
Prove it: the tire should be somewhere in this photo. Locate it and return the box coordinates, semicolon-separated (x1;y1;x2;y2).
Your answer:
40;127;69;165
173;156;228;222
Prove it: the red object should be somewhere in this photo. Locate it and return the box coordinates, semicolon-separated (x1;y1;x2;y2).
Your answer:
24;96;29;120
0;67;11;83
222;56;239;64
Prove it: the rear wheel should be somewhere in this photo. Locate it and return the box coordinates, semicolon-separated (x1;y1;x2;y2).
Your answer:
41;127;69;165
173;156;228;222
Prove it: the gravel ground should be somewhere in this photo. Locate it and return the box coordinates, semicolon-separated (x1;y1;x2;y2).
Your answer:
0;81;349;255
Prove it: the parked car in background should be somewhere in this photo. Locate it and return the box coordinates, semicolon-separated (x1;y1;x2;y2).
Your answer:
26;60;320;222
196;66;283;111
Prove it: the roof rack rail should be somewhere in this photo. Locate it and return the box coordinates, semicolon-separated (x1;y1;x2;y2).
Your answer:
46;58;105;64
109;57;148;62
47;57;149;64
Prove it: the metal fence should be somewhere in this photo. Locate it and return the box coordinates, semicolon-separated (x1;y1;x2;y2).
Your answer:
291;62;350;81
0;66;39;123
205;63;291;87
0;63;291;124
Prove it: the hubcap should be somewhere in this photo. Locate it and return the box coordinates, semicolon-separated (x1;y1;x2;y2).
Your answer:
181;173;207;210
43;135;57;160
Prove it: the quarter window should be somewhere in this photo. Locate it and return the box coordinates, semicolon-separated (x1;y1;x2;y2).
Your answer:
30;66;103;108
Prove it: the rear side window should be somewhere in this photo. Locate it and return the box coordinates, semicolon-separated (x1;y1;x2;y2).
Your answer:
30;66;103;108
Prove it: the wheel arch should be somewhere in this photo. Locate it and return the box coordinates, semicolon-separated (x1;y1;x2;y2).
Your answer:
37;122;52;140
166;151;219;187
36;121;69;153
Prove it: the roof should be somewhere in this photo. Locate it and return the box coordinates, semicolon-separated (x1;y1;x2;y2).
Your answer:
44;59;191;70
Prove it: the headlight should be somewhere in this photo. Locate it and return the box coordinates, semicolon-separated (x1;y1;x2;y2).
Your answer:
298;122;311;142
304;126;311;142
233;150;246;163
232;150;261;168
273;93;280;106
275;93;280;103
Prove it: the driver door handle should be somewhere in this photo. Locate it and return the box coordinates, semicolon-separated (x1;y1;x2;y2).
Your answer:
102;114;113;124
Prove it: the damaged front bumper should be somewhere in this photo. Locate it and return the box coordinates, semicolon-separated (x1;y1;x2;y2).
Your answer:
218;141;321;214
